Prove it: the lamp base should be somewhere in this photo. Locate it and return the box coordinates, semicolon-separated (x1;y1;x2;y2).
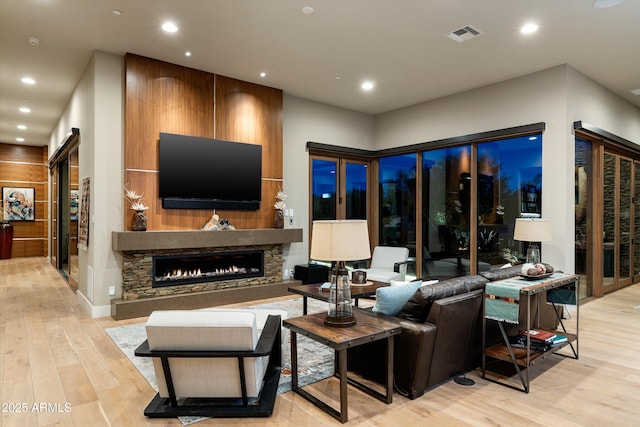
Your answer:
526;244;541;264
324;315;356;327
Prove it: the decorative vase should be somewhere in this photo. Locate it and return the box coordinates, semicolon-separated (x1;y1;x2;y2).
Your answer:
132;211;147;231
0;220;14;259
274;209;284;229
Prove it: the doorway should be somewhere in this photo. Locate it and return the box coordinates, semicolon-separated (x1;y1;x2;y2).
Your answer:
49;129;80;290
602;151;633;294
577;126;638;298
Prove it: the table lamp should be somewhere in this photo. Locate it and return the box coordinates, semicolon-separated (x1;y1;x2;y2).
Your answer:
310;220;371;327
513;218;552;264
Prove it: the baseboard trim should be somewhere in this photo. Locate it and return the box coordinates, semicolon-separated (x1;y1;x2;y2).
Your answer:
110;280;301;320
76;291;112;318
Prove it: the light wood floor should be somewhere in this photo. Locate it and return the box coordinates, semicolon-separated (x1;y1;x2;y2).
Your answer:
1;257;639;426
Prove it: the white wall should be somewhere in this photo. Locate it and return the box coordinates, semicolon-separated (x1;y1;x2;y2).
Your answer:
282;95;375;275
49;51;123;317
567;67;640;143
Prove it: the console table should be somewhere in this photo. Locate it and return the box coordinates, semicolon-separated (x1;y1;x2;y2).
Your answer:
283;309;401;423
482;273;579;393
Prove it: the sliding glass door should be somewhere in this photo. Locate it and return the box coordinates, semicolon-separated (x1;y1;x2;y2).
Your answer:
603;152;633;293
575;138;592;299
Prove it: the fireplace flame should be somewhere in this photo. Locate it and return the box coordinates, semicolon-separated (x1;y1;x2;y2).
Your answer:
156;265;257;283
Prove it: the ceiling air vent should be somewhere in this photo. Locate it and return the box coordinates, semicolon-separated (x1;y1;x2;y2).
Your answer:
446;25;483;43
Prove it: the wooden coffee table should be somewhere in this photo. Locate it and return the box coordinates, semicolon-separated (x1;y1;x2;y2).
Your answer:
283;309;402;423
288;282;387;315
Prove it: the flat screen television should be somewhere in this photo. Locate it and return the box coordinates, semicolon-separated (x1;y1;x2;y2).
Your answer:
159;132;262;210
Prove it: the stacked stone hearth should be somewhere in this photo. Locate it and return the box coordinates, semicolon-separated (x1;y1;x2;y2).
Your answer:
112;229;303;310
121;244;283;300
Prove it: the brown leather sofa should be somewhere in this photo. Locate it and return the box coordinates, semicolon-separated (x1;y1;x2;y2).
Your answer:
347;265;561;400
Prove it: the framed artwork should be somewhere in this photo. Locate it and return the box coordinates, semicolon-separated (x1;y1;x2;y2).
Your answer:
2;187;35;221
78;177;90;248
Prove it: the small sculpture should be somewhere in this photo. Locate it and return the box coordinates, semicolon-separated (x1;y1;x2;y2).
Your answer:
201;211;236;231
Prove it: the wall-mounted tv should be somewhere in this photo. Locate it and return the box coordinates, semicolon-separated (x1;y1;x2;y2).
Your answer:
159;132;262;210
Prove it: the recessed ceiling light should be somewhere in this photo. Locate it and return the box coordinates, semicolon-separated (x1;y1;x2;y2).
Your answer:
361;81;374;91
162;22;178;33
260;72;267;78
521;22;539;34
185;51;191;57
631;88;640;96
27;37;40;46
301;6;314;15
335;76;342;80
16;137;25;142
21;77;36;85
593;0;624;8
17;124;27;130
19;107;31;113
112;9;122;16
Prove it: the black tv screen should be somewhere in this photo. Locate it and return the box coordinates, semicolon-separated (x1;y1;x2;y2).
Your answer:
159;133;262;210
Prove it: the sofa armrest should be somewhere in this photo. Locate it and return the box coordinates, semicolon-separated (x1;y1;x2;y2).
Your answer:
423;289;484;388
346;311;437;400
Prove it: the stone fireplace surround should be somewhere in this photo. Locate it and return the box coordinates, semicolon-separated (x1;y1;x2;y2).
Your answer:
111;228;303;319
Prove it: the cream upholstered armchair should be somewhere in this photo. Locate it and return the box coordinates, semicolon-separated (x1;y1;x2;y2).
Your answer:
135;308;285;419
361;246;411;283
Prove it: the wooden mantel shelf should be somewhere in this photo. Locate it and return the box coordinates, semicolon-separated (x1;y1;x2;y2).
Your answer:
112;228;303;252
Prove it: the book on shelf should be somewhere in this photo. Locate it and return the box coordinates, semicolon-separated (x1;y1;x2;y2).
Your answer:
519;329;556;343
509;335;551;352
551;334;568;346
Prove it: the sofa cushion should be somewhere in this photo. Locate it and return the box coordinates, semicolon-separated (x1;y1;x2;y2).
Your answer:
373;280;423;316
480;264;521;281
146;310;258;351
397;275;488;322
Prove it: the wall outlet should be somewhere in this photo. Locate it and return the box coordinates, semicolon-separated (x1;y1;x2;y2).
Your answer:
108;286;116;296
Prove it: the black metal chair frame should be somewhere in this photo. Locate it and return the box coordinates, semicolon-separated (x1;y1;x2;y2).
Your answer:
134;314;282;418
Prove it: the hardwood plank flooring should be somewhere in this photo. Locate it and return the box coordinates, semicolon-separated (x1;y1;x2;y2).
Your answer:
1;257;639;426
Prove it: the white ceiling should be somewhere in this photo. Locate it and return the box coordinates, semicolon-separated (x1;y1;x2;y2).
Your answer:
1;0;639;147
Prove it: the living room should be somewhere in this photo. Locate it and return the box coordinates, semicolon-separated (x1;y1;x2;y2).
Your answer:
1;1;640;425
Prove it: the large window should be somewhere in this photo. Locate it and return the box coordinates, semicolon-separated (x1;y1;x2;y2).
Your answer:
422;146;471;277
476;135;542;269
378;134;542;279
311;157;369;221
379;154;417;275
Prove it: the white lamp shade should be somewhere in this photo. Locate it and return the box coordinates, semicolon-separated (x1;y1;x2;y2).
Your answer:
514;218;552;242
310;220;371;261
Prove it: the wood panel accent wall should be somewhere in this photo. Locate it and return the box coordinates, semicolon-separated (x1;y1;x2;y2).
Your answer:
124;54;283;231
0;143;49;257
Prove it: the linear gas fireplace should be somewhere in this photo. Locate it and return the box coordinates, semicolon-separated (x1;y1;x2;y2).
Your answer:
152;250;264;288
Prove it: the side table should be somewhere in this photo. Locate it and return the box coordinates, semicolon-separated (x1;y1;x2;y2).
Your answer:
482;273;579;393
283;309;401;423
288;282;387;315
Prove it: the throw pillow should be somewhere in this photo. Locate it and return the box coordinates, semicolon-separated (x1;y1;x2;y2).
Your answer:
390;279;410;287
373;280;422;316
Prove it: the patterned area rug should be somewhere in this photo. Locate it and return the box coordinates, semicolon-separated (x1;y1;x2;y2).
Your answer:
105;297;366;425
